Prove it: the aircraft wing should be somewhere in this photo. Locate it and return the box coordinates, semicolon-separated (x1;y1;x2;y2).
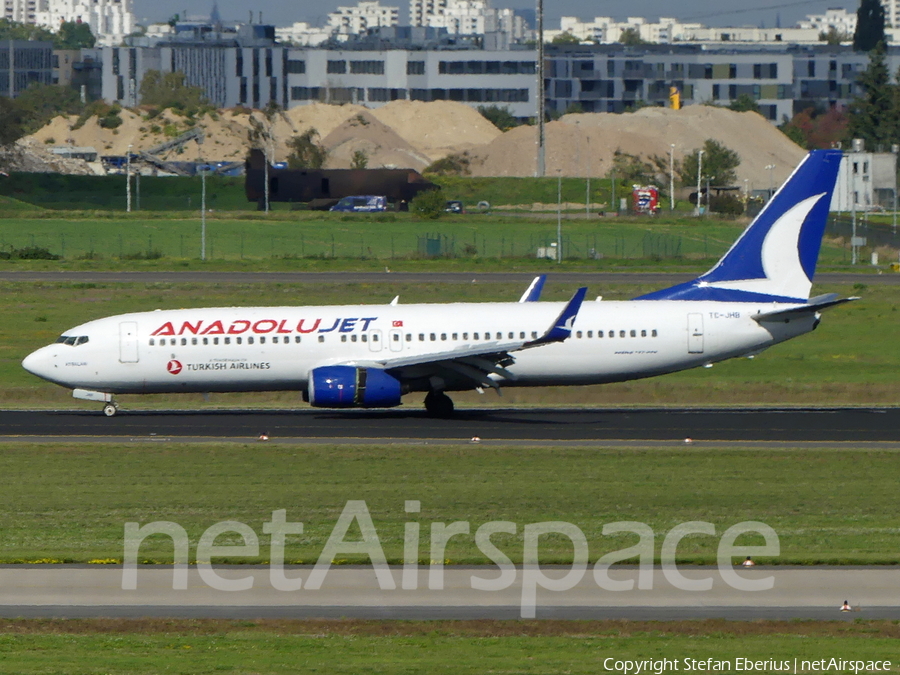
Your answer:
752;293;860;322
341;287;587;391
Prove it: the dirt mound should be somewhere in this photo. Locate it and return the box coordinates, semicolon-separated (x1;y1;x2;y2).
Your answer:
369;100;502;161
320;109;432;170
468;106;806;188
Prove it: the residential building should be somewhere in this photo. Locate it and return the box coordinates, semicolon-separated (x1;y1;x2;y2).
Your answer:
275;22;332;46
326;1;399;37
4;0;44;24
35;0;134;46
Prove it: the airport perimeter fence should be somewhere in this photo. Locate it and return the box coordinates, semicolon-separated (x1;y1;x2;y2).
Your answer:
0;228;728;263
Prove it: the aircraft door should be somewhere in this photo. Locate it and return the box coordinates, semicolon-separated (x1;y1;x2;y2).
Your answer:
119;321;139;363
368;330;383;352
388;329;403;352
687;313;704;354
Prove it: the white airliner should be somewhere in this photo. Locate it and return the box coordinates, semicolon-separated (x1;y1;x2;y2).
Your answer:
23;149;854;417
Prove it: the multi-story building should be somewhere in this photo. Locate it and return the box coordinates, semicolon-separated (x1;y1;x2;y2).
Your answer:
543;43;876;122
4;0;44;24
35;0;135;46
326;1;399;37
0;40;54;96
275;22;332;46
797;8;857;35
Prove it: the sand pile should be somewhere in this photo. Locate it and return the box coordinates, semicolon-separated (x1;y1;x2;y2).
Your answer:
369;100;502;162
320;109;432;170
468;106;805;188
24;103;805;183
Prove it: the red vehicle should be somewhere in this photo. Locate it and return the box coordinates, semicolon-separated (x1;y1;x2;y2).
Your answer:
632;185;659;214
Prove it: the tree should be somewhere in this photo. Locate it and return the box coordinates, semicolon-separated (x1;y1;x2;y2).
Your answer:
55;21;95;49
679;139;740;186
550;32;580;45
286;128;327;169
351;149;368;169
619;27;646;45
477;104;518;131
410;188;445;219
0;18;54;43
781;106;849;149
138;70;209;116
728;93;760;114
854;0;885;52
14;83;83;133
847;42;896;147
0;96;25;147
819;26;850;45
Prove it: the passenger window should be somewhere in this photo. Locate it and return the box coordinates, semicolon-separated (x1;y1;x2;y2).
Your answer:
236;337;241;345
430;333;436;341
630;330;636;337
405;334;411;341
192;337;198;345
598;331;604;338
373;334;379;342
587;331;593;338
463;332;469;340
260;337;266;344
351;335;357;342
576;331;582;338
452;333;458;340
508;332;513;339
295;336;302;343
149;338;155;346
213;337;219;345
641;330;646;337
224;337;230;345
341;335;347;342
620;331;625;338
496;332;502;340
531;332;538;339
520;331;525;339
441;333;447;341
473;332;479;340
318;335;324;343
203;338;208;345
248;337;254;345
652;329;658;337
393;333;400;341
609;331;614;338
419;334;425;341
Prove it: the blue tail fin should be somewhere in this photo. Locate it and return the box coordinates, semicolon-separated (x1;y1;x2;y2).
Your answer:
636;149;842;303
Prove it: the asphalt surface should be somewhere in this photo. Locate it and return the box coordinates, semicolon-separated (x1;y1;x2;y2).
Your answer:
0;271;896;285
0;407;897;443
0;566;895;620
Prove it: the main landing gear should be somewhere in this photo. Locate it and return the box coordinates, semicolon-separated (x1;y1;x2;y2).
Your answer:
424;391;454;418
102;402;120;417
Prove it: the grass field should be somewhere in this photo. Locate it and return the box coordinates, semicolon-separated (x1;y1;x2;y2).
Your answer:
2;280;897;408
0;619;897;674
1;444;898;564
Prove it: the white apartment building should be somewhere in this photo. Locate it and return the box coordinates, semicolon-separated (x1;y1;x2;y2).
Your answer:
552;16;705;44
35;0;134;46
327;1;399;36
276;21;333;46
4;0;45;24
798;8;857;34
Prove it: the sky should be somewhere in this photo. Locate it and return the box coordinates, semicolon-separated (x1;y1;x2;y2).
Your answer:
133;0;860;31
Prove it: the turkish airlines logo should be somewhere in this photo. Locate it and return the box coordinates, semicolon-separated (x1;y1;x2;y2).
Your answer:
167;360;183;375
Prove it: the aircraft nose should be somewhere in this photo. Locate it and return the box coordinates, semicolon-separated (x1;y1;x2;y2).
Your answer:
22;346;55;381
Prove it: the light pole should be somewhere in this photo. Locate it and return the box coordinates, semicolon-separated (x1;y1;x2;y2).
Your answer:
669;144;675;211
200;166;207;261
765;164;775;201
585;134;591;220
556;170;562;263
126;144;132;213
695;149;704;216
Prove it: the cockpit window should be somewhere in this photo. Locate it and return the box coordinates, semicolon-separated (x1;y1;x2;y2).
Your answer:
57;335;89;346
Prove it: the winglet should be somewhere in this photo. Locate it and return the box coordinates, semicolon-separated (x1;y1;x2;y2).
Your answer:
527;287;587;347
519;275;547;303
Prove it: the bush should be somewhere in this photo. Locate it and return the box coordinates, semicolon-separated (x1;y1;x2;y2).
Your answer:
709;194;745;216
425;152;471;176
410;189;445;219
0;246;60;260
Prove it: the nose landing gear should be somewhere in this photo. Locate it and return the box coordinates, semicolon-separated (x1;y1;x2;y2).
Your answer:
424;391;454;418
102;402;119;417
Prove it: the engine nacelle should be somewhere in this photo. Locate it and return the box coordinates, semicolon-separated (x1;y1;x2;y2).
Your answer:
308;366;402;408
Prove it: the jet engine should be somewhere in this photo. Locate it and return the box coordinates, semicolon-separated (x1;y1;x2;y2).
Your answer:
307;366;402;408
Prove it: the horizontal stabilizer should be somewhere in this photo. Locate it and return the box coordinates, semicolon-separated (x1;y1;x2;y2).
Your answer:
752;293;859;322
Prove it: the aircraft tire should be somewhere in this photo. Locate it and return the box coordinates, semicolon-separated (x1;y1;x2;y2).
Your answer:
103;403;118;417
424;391;454;418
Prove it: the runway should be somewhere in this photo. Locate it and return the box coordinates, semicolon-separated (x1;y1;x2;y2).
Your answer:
0;271;896;285
0;407;897;443
0;565;895;620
